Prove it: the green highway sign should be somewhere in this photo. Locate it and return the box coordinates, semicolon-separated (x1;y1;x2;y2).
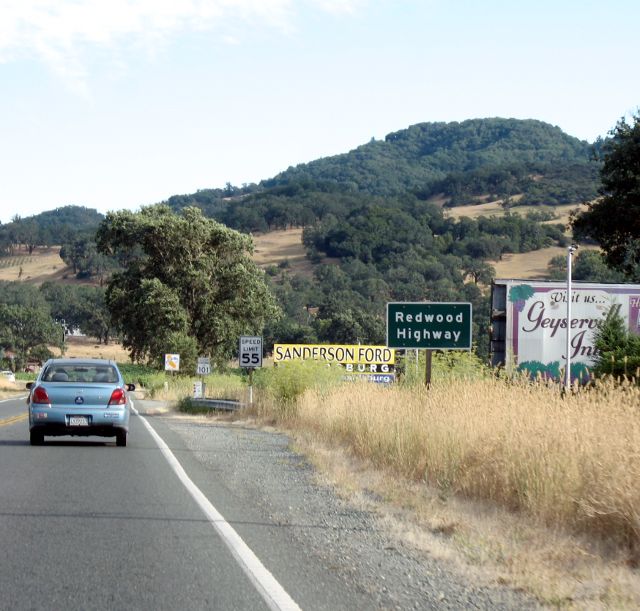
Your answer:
386;302;472;350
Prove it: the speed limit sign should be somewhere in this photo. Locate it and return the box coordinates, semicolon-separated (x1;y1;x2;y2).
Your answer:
239;336;263;368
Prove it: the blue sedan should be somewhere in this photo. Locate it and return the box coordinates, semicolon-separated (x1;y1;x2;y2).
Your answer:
27;358;135;447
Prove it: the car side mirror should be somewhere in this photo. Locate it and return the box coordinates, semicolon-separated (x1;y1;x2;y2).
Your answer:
126;383;136;392
26;382;33;390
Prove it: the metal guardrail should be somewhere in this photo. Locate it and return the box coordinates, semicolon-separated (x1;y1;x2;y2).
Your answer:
190;399;245;412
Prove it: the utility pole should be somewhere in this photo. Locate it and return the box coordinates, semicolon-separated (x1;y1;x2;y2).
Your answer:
565;244;578;393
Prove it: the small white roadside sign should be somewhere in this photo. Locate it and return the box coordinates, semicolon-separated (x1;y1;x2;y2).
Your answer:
196;356;211;376
165;353;180;371
239;336;263;368
193;380;203;399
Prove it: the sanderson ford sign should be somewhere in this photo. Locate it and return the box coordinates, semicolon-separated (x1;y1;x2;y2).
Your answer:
273;344;395;382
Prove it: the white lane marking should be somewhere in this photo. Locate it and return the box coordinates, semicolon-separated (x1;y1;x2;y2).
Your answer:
131;402;300;611
0;396;28;403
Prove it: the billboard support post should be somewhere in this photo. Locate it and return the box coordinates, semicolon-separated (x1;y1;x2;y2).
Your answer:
425;349;433;388
565;245;577;394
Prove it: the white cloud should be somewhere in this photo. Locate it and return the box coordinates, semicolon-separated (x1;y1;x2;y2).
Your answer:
0;0;364;63
0;0;365;93
310;0;363;15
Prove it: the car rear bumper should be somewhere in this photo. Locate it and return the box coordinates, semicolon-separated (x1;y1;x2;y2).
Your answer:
29;406;129;436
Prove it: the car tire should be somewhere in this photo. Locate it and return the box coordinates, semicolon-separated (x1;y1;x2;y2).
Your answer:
115;430;127;447
30;430;44;446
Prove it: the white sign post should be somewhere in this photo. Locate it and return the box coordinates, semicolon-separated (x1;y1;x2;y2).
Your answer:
239;336;262;404
196;356;210;399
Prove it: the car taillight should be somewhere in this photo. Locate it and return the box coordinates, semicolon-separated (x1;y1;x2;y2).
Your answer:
108;388;126;405
32;386;51;404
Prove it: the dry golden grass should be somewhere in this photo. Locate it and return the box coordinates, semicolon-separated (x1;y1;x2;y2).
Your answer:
0;247;65;283
493;244;600;279
249;377;640;607
443;201;580;226
57;336;131;361
0;377;25;399
0;231;314;286
0;246;99;286
293;378;640;544
0;378;18;391
252;228;314;276
443;200;506;220
2;208;589;288
493;245;568;279
442;201;591;280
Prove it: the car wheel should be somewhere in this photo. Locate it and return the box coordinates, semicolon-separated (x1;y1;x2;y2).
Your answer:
30;430;44;446
115;430;127;447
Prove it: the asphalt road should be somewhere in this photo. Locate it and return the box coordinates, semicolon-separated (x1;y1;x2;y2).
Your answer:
0;395;377;611
0;395;278;610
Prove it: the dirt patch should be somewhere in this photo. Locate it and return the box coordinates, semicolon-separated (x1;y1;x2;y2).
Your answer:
444;201;580;227
493;245;599;280
57;335;131;362
0;247;65;284
252;228;314;277
0;246;99;286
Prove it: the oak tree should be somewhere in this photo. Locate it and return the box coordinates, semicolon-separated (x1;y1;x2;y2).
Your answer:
97;206;280;368
573;114;640;279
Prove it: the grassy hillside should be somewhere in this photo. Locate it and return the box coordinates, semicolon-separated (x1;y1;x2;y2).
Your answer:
444;201;581;225
252;228;314;276
0;247;98;285
0;227;575;288
0;247;66;283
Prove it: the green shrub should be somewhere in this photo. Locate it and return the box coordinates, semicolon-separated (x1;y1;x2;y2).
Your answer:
162;331;199;376
400;349;488;387
433;350;488;380
15;372;37;382
177;397;206;414
117;362;158;382
255;360;343;405
592;306;640;381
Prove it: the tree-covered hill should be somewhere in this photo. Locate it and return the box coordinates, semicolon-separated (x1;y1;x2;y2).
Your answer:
264;118;599;206
0;205;104;256
157;119;600;235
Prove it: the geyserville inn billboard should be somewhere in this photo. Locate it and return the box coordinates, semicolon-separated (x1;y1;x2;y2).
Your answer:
490;280;640;380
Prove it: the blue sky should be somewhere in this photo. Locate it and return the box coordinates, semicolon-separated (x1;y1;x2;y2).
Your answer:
1;0;639;223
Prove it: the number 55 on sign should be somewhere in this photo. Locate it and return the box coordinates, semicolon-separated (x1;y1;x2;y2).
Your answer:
239;336;263;368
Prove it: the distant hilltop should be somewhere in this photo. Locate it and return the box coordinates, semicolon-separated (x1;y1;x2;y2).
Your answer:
2;117;601;232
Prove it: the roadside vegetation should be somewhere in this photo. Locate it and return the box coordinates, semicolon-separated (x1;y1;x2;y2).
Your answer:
254;372;640;552
229;357;639;607
150;347;640;575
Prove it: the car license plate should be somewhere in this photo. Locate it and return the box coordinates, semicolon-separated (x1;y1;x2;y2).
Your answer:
69;416;89;426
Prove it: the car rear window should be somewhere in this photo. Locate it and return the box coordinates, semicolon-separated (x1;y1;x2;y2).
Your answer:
42;365;119;383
